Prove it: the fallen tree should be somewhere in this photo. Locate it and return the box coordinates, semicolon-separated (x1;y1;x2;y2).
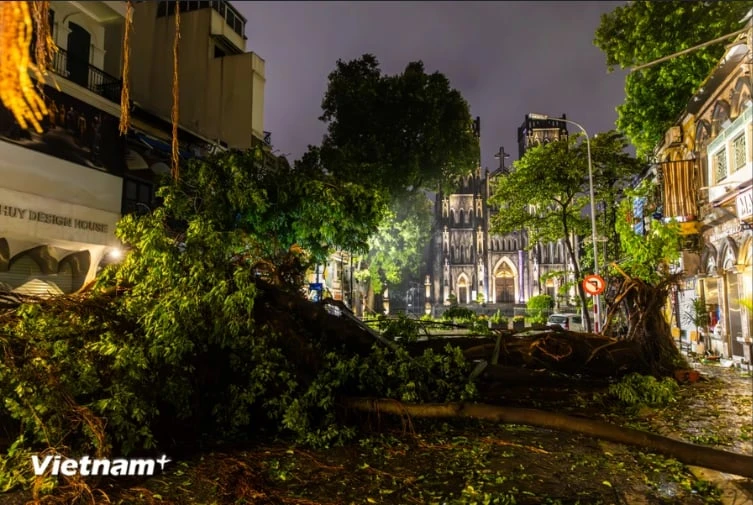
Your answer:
344;398;753;479
400;325;647;379
603;264;687;377
0;152;712;502
602;180;690;377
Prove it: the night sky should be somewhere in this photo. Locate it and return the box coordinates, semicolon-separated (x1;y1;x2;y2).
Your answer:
238;1;629;169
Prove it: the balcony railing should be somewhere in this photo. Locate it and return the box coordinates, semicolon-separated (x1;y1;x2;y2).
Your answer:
157;1;246;39
50;47;122;104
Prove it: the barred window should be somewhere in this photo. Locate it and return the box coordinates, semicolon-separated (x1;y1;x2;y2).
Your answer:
732;134;746;172
714;149;728;183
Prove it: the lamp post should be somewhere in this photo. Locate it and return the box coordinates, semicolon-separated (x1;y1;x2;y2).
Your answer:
528;113;601;332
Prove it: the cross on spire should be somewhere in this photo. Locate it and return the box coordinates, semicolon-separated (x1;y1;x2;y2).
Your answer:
493;146;511;174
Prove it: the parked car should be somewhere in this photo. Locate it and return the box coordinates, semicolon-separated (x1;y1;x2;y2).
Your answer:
546;313;584;332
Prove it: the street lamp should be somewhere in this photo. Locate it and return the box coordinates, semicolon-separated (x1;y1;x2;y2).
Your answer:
528;113;601;332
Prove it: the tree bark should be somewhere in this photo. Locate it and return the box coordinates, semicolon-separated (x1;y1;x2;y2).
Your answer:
561;209;591;332
344;398;753;479
608;265;688;376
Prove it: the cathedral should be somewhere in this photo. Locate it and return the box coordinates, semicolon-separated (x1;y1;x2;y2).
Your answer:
426;114;578;316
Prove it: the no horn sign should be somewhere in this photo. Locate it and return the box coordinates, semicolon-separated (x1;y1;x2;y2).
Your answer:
583;274;606;296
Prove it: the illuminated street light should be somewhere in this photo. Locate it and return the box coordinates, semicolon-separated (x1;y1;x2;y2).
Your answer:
528;113;601;332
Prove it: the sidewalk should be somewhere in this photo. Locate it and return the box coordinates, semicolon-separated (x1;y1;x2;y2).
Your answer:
659;361;753;505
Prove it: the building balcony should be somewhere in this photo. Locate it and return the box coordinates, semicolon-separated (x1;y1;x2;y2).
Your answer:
50;46;122;104
158;1;247;50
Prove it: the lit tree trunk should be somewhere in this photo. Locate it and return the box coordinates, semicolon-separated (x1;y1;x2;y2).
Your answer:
561;209;592;332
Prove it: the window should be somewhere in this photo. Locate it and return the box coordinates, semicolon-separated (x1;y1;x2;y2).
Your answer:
732;134;746;172
714;149;728;183
123;179;154;215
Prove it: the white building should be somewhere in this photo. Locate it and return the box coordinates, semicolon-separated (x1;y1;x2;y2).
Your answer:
0;0;266;295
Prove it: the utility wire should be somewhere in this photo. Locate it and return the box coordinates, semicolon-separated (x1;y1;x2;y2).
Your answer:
630;28;748;72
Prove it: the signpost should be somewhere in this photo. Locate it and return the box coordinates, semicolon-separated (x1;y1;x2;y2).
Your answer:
583;274;606;333
583;274;606;296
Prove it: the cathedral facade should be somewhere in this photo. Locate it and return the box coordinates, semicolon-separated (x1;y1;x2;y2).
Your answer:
426;115;576;315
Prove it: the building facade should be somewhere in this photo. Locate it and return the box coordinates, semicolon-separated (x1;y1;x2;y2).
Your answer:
653;21;752;361
426;115;573;316
0;0;266;295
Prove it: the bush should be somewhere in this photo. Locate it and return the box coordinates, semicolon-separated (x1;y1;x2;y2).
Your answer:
607;373;679;407
442;305;476;322
490;309;508;327
526;295;553;324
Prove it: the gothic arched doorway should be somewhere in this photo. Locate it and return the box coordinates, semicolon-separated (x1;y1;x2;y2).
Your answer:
457;275;469;305
494;263;515;303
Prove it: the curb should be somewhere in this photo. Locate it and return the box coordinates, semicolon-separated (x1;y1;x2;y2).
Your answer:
687;466;753;505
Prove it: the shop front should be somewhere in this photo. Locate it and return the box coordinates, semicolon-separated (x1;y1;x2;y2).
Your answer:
0;83;124;295
0;167;121;295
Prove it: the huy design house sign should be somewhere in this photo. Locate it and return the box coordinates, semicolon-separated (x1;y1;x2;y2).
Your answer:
1;205;109;233
0;186;119;246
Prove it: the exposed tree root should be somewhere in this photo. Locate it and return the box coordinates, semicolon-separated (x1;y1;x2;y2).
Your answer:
344;397;753;479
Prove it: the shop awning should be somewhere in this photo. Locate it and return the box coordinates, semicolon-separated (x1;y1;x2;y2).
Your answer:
133;131;195;160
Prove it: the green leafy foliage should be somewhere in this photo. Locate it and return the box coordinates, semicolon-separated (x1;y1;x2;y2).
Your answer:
614;180;682;283
375;314;423;342
490;310;507;327
683;298;710;333
312;54;479;303
0;148;478;493
361;193;433;294
356;344;478;404
442;305;476;322
589;131;646;268
315;54;480;201
594;1;750;158
489;135;591;329
489;135;590;248
526;295;553;324
607;373;679;407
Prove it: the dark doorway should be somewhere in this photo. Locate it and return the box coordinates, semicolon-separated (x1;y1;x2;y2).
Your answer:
495;264;515;303
66;22;91;88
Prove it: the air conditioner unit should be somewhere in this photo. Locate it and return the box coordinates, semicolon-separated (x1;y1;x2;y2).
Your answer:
665;126;683;146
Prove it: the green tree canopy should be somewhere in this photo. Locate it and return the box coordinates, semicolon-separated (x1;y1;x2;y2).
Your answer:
314;54;480;200
357;192;433;296
489;132;644;331
305;54;480;305
594;1;750;159
614;180;682;285
489;135;593;329
587;131;646;270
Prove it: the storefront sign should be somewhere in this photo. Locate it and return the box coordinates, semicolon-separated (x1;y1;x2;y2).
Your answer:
709;218;744;244
1;204;109;233
736;188;753;221
0;186;119;247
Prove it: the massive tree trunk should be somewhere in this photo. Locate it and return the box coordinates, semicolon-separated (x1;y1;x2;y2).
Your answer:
344;398;753;479
602;265;688;376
